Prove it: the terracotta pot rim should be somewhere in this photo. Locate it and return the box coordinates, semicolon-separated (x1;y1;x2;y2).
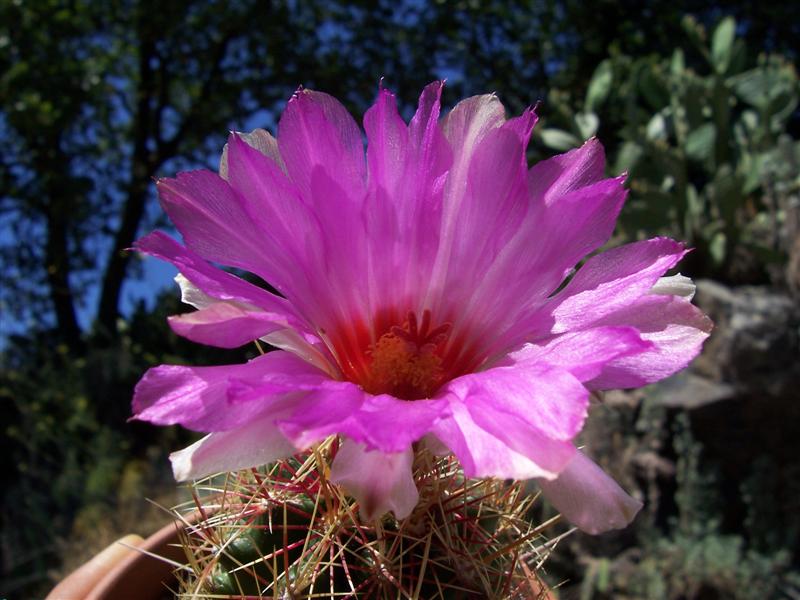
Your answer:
85;511;200;600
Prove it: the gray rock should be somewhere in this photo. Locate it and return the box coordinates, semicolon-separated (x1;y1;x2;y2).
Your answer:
693;280;800;393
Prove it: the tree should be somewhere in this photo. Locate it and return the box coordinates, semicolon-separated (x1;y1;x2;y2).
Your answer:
2;0;798;351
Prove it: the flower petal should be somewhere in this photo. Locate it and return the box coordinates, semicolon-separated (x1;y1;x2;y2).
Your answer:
364;87;409;198
469;139;612;323
171;272;333;368
441;93;506;171
174;273;215;309
155;172;292;291
545;237;688;334
536;450;642;534
279;394;450;453
278;88;366;200
262;328;336;377
447;363;589;442
524;176;628;295
437;122;532;299
132;352;330;432
224;132;320;268
135;231;295;316
651;273;696;300
220;128;285;179
387;81;452;303
431;400;575;480
168;302;287;348
461;176;628;358
586;294;713;389
431;93;507;290
170;415;296;481
528;138;606;206
330;440;418;521
506;326;652;382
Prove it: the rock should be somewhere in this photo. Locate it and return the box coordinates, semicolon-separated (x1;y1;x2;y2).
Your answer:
692;280;800;394
651;372;736;410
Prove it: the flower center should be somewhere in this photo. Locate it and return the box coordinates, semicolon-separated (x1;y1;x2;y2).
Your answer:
330;309;478;400
363;310;451;399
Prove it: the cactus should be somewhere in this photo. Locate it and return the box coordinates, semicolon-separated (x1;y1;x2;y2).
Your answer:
172;437;557;599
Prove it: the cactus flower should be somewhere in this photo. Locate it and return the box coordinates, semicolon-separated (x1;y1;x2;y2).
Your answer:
132;83;711;533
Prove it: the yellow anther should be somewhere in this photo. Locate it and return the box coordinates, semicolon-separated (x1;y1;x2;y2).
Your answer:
364;319;446;400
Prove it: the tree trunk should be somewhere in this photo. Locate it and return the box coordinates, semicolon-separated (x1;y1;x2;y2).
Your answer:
96;22;155;337
96;175;150;337
45;201;83;351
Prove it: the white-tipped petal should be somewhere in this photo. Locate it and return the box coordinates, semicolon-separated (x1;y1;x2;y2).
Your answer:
220;128;285;179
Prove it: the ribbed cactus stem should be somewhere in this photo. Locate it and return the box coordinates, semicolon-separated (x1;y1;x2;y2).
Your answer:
173;437;557;599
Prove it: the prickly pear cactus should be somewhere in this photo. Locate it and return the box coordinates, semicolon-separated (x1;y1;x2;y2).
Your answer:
173;437;557;599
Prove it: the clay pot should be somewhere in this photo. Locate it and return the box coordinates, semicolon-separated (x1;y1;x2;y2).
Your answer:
46;518;188;600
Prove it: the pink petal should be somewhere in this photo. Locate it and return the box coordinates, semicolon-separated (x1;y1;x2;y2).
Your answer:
278;88;366;200
262;328;336;377
170;414;296;481
167;302;287;348
408;81;445;150
306;167;369;315
156;171;290;290
228;129;371;331
132;352;331;432
441;93;506;168
528;138;606;206
386;81;451;303
224;133;320;275
446;363;589;442
431;93;507;286
438;123;531;296
364;87;409;198
407;81;452;185
431;400;575;480
135;232;296;317
362;88;410;304
587;294;713;389
461;176;627;357
502;107;539;146
506;326;652;382
456;139;611;332
279;394;450;453
224;133;367;328
546;237;688;334
330;440;418;521
536;450;642;534
219;128;285;179
169;272;333;369
524;176;628;295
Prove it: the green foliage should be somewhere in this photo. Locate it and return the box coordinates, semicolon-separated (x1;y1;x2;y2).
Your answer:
575;405;800;600
623;416;797;600
539;16;800;282
0;290;253;596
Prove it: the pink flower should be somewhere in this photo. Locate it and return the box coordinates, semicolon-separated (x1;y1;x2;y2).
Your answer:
132;83;711;533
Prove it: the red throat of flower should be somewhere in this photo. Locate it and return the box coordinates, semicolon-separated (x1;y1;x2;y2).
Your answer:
329;309;481;400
